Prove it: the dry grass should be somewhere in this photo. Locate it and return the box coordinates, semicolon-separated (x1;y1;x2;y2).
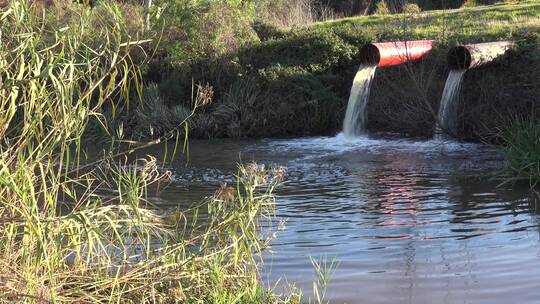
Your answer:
257;0;340;28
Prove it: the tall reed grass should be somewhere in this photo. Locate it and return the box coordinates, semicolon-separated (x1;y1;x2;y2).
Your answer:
0;1;300;303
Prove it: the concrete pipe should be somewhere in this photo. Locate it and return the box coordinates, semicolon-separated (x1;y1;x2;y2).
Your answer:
447;41;515;70
359;40;435;68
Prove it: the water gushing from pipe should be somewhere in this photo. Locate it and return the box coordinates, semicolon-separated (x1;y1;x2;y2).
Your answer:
343;40;434;138
343;64;377;137
435;69;466;138
436;41;514;139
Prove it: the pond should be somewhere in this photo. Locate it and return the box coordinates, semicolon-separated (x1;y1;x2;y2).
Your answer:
145;134;540;304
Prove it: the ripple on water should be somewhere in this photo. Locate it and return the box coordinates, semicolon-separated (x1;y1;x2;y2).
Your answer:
158;135;539;304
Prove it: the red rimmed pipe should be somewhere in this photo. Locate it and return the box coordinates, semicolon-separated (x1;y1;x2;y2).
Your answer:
359;40;435;68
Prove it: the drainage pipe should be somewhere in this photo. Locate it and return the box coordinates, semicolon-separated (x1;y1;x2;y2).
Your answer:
359;40;435;67
447;41;514;70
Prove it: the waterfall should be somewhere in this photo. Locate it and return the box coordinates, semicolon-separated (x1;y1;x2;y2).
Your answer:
342;65;377;138
436;69;466;138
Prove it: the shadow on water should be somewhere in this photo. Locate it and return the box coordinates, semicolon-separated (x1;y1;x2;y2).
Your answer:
136;133;540;304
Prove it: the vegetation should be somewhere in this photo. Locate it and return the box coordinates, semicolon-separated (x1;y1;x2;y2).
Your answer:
1;0;540;301
498;117;540;189
138;0;540;188
128;0;540;140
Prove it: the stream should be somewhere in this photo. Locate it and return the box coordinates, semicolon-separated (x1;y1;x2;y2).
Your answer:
143;134;540;304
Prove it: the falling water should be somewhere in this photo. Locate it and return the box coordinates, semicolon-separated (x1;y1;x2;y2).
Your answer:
436;69;466;138
342;65;377;138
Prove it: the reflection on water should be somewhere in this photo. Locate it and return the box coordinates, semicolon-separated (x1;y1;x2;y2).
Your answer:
140;134;540;304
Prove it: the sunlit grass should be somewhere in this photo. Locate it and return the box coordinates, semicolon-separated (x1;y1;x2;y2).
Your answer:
317;0;540;43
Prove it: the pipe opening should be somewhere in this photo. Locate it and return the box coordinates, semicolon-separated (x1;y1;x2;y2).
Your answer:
359;44;381;66
447;41;514;70
359;40;434;68
447;46;472;70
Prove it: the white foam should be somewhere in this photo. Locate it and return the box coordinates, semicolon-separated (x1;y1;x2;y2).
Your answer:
264;133;497;158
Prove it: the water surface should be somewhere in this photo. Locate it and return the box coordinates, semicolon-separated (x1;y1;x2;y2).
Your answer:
144;134;540;304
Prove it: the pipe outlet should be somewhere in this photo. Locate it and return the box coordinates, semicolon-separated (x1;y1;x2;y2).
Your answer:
359;40;435;68
447;41;515;70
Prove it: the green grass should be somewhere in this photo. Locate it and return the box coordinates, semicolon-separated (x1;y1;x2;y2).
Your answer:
498;117;540;188
319;0;540;42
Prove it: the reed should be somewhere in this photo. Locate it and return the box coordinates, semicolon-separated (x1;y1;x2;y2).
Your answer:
0;1;300;303
310;256;339;304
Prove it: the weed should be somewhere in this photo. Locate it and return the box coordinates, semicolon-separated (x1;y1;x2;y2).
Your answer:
497;116;540;188
309;256;339;304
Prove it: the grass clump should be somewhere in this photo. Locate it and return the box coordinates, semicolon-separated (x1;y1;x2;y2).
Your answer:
498;117;540;188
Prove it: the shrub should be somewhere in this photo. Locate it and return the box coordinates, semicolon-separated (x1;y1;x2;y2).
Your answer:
374;0;391;14
0;0;150;301
240;27;357;72
252;21;286;41
0;2;305;302
212;78;262;137
131;84;193;138
403;2;422;13
153;0;258;68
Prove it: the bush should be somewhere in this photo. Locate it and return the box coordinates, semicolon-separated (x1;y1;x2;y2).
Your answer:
256;0;316;28
252;21;286;41
403;3;422;13
374;0;391;14
153;0;258;68
463;0;479;7
0;2;306;302
212;78;262;137
240;28;357;72
131;84;193;138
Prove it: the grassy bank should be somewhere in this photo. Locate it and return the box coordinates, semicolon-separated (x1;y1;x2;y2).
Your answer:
132;0;540;140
